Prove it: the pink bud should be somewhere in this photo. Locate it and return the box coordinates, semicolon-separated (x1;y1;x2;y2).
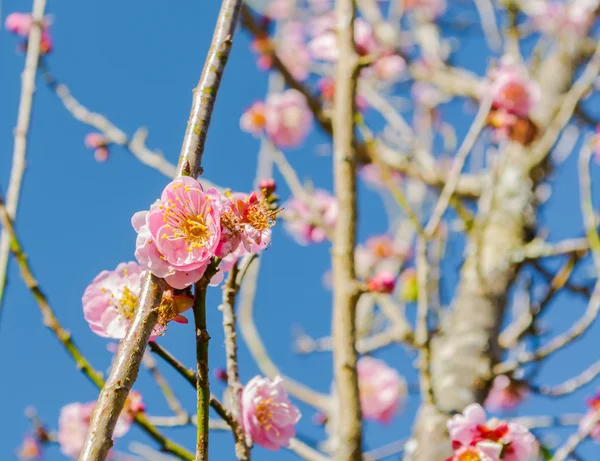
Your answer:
258;178;277;195
94;147;109;163
367;270;396;294
214;368;228;382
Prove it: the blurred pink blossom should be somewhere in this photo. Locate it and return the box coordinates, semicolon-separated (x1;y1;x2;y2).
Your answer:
486;60;540;118
5;13;53;54
240;101;267;137
447;404;537;461
278;22;311;81
17;436;41;461
241;375;301;450
308;16;377;61
367;270;396;294
400;0;447;18
133;176;221;289
357;356;406;423
530;0;598;36
265;89;313;148
355;234;408;277
283;189;337;245
579;392;600;441
359;163;403;188
484;375;529;412
84;133;109;162
374;54;406;82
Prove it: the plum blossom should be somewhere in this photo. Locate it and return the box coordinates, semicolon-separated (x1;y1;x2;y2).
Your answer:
486;59;540;119
241;376;301;450
578;392;600;441
5;12;52;55
485;375;529;412
84;132;109;162
446;443;503;461
308;15;378;62
133;177;221;289
374;54;406;82
265;89;313;148
357;357;406;423
241;90;313;148
355;234;409;278
400;0;447;19
447;404;537;461
17;436;41;460
359;164;403;188
58;394;143;459
529;0;599;36
367;270;396;294
283;189;337;245
83;262;161;339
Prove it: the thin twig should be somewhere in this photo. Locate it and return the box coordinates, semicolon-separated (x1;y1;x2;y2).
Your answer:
143;353;186;417
363;439;407;461
552;412;600;461
192;285;210;461
533;360;600;397
0;192;193;461
425;95;492;237
237;255;330;410
513;414;582;430
0;0;48;323
219;264;250;460
512;238;589;262
579;141;600;273
472;0;502;51
288;438;331;461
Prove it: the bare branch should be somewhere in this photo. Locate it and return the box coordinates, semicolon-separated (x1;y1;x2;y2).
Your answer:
533;360;600;397
552;412;600;461
0;0;48;321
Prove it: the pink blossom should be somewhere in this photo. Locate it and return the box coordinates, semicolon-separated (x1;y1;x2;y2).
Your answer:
367;270;396;294
83;262;155;339
486;60;540;119
445;442;503;461
278;22;311;82
400;0;447;19
235;191;277;252
84;133;106;149
308;0;331;13
484;375;528;412
241;376;301;450
308;15;378;61
17;436;41;461
357;357;406;423
265;0;295;19
530;0;598;36
374;54;406;82
283;189;337;245
355;234;408;277
359;164;403;188
58;395;143;459
579;392;600;441
5;13;52;54
447;404;537;461
264;89;313;148
240;101;267;137
133;176;221;289
258;178;277;195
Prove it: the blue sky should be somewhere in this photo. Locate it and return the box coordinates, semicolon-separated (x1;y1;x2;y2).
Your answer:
1;1;599;460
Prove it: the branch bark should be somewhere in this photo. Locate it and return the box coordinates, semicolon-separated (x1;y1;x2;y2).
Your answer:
0;0;48;321
79;0;243;458
331;0;363;459
193;286;210;461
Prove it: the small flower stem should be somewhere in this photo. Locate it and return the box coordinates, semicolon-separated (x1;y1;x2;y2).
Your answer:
193;284;210;461
0;192;193;461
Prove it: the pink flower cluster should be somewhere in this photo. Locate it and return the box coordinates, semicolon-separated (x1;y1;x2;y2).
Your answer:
357;357;406;423
579;391;600;441
307;14;405;82
447;404;537;461
283;189;337;245
241;89;313;148
241;376;301;450
486;59;540;120
58;392;144;459
84;133;109;163
484;375;529;413
4;12;53;55
355;234;409;277
530;0;599;36
133;176;277;289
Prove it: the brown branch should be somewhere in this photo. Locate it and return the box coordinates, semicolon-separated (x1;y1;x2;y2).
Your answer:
331;0;363;459
192;284;210;461
0;192;193;461
219;264;250;460
80;0;244;458
0;0;48;320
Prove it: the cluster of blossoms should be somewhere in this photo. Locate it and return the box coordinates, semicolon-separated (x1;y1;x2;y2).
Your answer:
84;133;110;163
241;89;313;148
447;404;537;461
58;392;144;459
579;391;600;441
282;189;337;245
484;375;529;413
133;176;278;289
5;12;53;55
528;0;599;37
357;357;406;423
484;58;541;144
241;375;301;450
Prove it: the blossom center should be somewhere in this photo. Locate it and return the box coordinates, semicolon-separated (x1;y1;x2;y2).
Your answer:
246;200;277;231
255;398;274;426
118;287;139;320
457;451;481;461
500;82;528;107
181;215;209;245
